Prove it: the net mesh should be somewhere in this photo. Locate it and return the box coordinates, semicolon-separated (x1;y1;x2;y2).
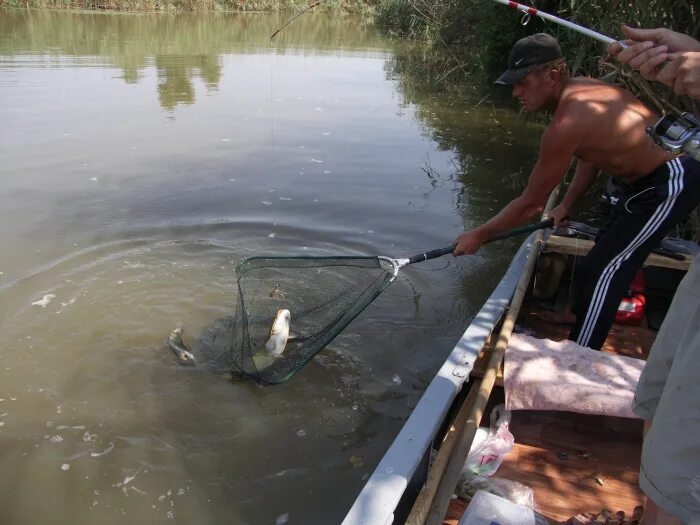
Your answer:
229;256;397;385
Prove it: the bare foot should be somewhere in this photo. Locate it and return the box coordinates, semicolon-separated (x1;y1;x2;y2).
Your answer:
537;309;577;325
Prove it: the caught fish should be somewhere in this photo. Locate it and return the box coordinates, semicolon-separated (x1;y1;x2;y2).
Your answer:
265;309;291;357
167;327;197;366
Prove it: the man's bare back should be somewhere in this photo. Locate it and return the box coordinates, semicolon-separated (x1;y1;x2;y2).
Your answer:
554;77;673;181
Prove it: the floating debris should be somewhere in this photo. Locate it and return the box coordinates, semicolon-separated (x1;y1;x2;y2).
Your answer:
32;294;56;308
392;374;402;386
61;463;70;471
90;442;115;457
592;475;605;486
275;513;289;525
350;455;364;468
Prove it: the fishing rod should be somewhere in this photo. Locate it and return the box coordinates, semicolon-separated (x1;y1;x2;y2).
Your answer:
270;1;322;41
492;0;622;47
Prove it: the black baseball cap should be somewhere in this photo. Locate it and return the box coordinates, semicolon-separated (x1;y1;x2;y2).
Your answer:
495;33;563;85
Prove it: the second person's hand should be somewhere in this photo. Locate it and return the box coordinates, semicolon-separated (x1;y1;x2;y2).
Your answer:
657;51;700;98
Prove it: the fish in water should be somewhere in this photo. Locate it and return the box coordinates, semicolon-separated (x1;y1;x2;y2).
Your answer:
167;327;197;366
265;309;291;357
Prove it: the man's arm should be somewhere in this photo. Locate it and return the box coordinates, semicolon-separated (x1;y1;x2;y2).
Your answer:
453;121;577;255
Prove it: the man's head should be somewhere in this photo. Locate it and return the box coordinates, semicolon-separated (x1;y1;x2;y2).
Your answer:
496;33;569;112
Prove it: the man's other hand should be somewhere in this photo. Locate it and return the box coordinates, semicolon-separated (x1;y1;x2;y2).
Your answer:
547;204;570;229
453;230;488;256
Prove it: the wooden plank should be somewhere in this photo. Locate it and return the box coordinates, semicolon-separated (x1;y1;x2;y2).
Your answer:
545;235;693;270
496;461;644;523
493;411;644;523
469;346;504;386
440;410;646;524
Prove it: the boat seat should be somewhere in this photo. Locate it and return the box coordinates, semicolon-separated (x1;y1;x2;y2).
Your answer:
545;234;695;270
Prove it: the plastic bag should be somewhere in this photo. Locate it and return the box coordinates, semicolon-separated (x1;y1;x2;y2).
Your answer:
455;472;535;508
464;404;514;477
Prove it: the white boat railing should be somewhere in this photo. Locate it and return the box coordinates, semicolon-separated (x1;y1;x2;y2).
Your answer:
341;234;536;525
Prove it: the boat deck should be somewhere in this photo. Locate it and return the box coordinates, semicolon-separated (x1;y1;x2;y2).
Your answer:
446;307;656;524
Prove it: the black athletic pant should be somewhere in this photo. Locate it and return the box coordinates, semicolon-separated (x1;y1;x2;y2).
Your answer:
570;156;700;350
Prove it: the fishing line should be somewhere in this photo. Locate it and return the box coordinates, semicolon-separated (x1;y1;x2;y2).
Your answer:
269;15;279;229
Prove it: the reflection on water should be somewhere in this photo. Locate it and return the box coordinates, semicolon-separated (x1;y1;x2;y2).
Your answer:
0;9;541;524
0;10;388;110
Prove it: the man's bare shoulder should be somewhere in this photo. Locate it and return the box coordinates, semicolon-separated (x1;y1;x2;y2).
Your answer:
559;77;624;105
554;77;653;123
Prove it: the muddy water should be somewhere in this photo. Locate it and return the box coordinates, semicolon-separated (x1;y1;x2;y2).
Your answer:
0;9;541;524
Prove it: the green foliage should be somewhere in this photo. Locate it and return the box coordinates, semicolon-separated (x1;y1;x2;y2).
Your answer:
375;0;429;39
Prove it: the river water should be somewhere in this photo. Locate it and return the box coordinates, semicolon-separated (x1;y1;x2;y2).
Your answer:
0;9;542;524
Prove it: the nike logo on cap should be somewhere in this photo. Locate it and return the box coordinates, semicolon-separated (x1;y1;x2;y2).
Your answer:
515;58;525;66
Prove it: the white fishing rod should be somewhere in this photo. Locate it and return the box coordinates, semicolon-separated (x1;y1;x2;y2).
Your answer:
492;0;621;46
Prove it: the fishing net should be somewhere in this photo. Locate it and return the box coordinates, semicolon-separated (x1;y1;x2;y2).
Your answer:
225;220;553;385
229;255;398;385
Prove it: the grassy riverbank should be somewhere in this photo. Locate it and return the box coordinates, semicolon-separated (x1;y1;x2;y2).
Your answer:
0;0;375;13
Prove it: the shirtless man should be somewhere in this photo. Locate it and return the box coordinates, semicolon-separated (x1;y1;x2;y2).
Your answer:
453;33;700;350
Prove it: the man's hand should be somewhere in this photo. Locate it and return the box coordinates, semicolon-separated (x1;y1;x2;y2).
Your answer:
657;51;700;99
453;229;488;256
547;203;570;229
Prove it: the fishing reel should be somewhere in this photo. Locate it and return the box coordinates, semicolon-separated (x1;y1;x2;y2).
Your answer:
647;112;700;161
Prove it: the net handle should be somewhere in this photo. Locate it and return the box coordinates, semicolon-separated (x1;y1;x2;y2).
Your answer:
406;218;554;265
